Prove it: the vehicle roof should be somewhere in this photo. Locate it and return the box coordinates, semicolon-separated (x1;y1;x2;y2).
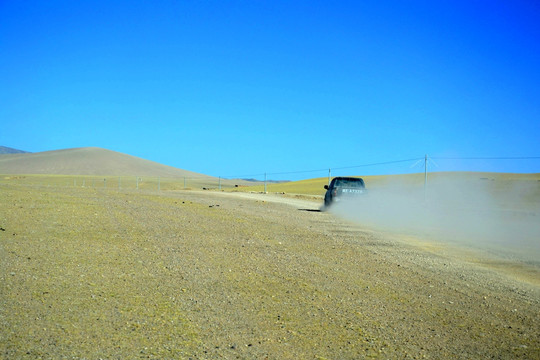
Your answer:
332;176;364;180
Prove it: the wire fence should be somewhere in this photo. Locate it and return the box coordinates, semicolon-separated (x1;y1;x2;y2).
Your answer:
0;175;230;191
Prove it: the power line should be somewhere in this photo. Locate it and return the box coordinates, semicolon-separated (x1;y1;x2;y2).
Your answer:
267;168;329;176
332;157;423;170
222;168;328;179
222;157;423;179
431;156;540;160
219;156;539;180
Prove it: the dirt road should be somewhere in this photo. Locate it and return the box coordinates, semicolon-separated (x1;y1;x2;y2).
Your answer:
1;185;539;359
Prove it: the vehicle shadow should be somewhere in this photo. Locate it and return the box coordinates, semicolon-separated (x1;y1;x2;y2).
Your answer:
298;208;322;212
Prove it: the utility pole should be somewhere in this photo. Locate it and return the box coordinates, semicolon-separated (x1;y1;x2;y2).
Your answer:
264;173;267;193
328;168;331;185
424;154;428;200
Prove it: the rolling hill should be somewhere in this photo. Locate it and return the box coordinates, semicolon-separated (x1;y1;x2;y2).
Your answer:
0;146;29;154
0;147;212;178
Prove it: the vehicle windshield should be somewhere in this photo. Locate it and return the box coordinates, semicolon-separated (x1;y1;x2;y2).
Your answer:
334;178;365;188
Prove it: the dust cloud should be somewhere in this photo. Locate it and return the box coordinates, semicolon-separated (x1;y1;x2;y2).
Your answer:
330;175;540;264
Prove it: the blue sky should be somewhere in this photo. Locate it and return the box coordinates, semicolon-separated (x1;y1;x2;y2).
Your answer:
1;1;539;179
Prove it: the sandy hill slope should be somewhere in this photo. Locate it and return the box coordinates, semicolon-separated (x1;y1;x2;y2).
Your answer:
0;147;212;178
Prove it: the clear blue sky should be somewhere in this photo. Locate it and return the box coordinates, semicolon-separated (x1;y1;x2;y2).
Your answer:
1;1;539;179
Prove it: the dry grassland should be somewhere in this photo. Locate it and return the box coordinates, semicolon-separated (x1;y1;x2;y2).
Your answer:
235;172;540;199
1;181;539;359
1;174;247;192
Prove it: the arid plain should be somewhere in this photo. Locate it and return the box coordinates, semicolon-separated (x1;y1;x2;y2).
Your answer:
1;148;539;359
1;181;539;359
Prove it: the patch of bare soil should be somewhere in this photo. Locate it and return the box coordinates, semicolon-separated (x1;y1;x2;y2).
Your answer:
1;185;539;359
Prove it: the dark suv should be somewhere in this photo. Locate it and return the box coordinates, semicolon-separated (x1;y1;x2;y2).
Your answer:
323;177;366;208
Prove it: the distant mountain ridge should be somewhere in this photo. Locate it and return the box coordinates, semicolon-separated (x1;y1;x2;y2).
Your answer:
0;146;30;154
0;147;212;178
241;178;289;183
